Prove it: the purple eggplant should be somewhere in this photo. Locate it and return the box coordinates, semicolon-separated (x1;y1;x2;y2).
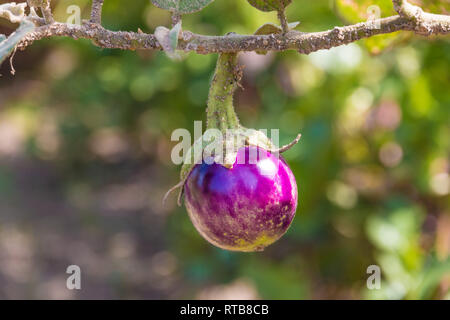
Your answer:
184;146;298;252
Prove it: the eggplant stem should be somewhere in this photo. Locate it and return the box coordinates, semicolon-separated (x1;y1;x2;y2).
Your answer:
206;53;241;131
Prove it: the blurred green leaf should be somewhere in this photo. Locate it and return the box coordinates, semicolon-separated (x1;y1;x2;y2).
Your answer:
247;0;292;12
254;21;299;35
241;258;308;299
415;258;450;299
410;0;450;13
366;207;423;254
334;0;399;54
334;0;395;22
151;0;216;14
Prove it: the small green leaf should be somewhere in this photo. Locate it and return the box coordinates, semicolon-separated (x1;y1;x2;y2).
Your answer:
287;21;300;30
169;21;182;51
255;23;282;35
247;0;292;12
0;20;35;66
151;0;215;14
254;21;299;35
155;22;183;60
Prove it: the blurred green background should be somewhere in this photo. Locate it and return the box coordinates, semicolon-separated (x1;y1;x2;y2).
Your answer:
0;0;449;299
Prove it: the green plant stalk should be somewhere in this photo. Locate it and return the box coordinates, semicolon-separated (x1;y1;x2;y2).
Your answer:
206;53;241;131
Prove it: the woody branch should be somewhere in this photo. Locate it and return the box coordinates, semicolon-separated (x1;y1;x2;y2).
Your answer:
0;1;449;56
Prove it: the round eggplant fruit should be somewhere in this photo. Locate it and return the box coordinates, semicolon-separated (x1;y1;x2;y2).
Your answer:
184;146;298;252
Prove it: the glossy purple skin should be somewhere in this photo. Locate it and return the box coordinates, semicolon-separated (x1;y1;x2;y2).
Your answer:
184;146;298;252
